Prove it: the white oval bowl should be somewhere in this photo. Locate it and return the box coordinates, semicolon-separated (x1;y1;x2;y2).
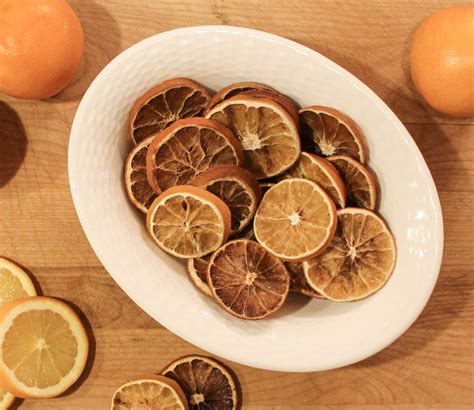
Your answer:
68;26;443;372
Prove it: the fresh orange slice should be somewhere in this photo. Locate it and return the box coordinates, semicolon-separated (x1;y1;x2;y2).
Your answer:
206;96;300;179
0;257;36;308
281;152;346;208
129;77;210;144
328;155;377;210
191;166;261;234
124;136;158;213
146;117;244;194
111;375;188;410
304;208;396;301
254;178;337;261
186;255;213;297
208;239;290;320
162;355;238;410
239;89;299;125
285;262;325;299
146;185;231;258
0;296;89;398
299;106;366;163
204;81;276;115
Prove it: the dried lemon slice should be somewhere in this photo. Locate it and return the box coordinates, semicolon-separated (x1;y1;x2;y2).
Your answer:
304;208;396;301
206;96;300;179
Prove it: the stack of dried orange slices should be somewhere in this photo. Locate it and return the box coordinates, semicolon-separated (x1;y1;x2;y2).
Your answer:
124;78;397;320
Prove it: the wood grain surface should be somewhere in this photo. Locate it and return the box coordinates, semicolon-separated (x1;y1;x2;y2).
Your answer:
1;1;473;408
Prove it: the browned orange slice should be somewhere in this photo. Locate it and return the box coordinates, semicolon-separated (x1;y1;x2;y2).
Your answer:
146;185;231;258
304;208;396;302
162;355;238;410
254;178;337;261
285;262;325;299
124;136;158;213
206;96;300;179
204;81;276;115
281;152;346;208
328;155;377;210
186;255;212;297
207;239;290;320
146;118;244;194
299;106;366;163
191;166;261;234
129;77;210;144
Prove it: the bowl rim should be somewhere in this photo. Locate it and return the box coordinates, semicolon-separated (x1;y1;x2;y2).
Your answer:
68;25;444;372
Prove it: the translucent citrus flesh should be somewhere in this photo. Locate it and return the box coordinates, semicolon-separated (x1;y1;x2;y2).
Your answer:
328;156;376;210
208;102;299;179
163;356;237;410
149;126;241;192
0;268;33;308
281;152;345;208
132;86;209;144
112;380;185;410
126;137;157;211
300;110;363;161
254;179;336;260
3;310;78;389
304;209;396;301
150;195;224;257
285;262;325;299
208;240;289;319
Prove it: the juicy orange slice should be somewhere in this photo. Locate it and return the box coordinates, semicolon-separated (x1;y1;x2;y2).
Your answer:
162;355;238;410
285;262;325;299
186;256;213;297
206;96;300;179
129;77;210;144
208;239;290;319
111;375;188;410
0;257;36;308
304;208;396;301
191;166;261;234
254;178;337;261
328;155;377;210
146;117;244;194
299;106;366;163
146;185;231;258
0;390;15;410
281;152;346;208
204;81;276;115
0;296;89;399
124;136;158;213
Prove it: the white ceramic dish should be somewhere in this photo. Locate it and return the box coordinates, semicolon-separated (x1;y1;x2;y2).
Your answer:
69;26;443;372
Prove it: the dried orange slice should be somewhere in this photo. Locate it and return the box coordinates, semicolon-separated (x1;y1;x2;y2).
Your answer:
254;178;337;261
204;81;275;115
304;208;396;302
285;262;325;299
206;96;300;179
0;257;36;308
281;152;346;208
186;255;213;297
111;375;188;410
208;239;290;320
299;106;366;163
191;166;261;234
146;185;231;258
146;117;244;194
0;296;89;398
129;77;210;144
0;390;15;409
328;155;377;210
124;136;158;213
162;355;238;410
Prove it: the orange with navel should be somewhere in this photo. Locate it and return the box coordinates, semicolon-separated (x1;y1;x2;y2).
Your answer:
410;7;474;118
0;0;84;99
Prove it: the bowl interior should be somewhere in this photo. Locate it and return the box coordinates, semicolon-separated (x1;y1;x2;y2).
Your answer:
69;26;442;372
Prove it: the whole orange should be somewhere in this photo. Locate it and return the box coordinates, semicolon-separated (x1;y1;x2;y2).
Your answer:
0;0;84;99
410;7;474;118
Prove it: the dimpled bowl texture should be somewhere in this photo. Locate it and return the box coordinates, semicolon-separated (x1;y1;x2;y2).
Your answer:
69;26;443;372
